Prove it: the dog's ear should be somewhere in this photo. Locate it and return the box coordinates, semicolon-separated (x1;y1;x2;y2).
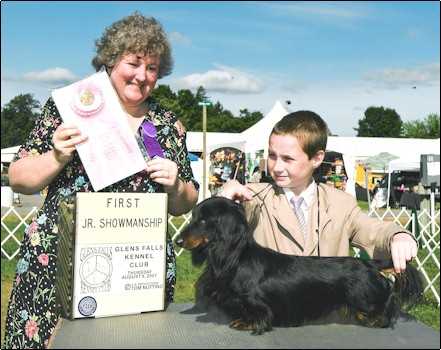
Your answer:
216;207;248;242
210;206;249;277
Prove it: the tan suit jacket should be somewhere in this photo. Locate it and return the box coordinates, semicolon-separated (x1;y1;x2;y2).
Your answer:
243;183;412;258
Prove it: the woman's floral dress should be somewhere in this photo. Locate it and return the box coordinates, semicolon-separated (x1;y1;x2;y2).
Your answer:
3;98;198;349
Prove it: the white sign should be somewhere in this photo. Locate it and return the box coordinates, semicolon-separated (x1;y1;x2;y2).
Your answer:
68;193;167;318
427;162;440;177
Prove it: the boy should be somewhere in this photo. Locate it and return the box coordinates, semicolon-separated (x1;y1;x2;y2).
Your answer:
221;111;417;273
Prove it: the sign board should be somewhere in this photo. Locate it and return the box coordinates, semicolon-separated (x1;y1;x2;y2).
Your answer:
57;192;167;319
52;71;146;191
420;154;440;187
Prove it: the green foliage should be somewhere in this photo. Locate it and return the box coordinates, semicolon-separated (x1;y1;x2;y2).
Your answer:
1;94;41;148
151;85;263;132
354;106;402;137
401;113;440;139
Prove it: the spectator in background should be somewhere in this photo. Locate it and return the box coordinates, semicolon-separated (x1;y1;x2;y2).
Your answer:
400;185;421;211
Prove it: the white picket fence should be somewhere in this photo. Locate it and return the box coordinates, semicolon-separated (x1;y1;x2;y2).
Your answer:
2;205;440;305
1;206;39;260
367;206;440;305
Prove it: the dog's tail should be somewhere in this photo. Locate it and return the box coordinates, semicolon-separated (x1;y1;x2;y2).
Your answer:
368;260;424;304
393;264;424;308
367;260;424;327
374;260;424;308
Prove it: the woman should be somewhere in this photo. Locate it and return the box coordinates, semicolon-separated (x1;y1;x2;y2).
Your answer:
3;12;198;349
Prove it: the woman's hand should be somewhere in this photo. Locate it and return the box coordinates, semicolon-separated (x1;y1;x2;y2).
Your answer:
174;120;186;137
146;157;198;216
52;124;87;165
9;124;87;194
219;180;253;202
146;157;180;194
390;232;418;273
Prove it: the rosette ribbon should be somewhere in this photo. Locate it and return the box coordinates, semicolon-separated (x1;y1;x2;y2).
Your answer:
139;120;164;159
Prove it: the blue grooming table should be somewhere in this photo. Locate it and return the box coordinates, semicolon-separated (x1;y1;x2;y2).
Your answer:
49;303;440;349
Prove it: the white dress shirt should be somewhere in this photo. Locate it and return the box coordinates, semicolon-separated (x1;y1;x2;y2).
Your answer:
283;181;317;231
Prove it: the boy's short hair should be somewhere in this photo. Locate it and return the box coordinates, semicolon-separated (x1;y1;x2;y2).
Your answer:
271;111;329;159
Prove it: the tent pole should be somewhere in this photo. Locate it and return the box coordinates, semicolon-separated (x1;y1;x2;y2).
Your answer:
387;171;392;208
364;166;371;209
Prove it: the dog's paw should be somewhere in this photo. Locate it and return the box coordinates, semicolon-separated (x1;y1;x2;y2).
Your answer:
229;318;254;331
229;319;271;335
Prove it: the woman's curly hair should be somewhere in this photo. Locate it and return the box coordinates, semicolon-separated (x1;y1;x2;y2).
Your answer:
92;12;173;79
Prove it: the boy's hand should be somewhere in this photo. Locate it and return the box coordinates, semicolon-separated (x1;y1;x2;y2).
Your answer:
390;233;418;273
219;180;253;202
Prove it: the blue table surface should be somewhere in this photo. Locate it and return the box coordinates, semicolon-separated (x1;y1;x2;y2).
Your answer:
50;303;440;349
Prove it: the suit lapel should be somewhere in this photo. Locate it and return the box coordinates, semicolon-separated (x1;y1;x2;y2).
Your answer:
271;186;306;251
304;184;332;256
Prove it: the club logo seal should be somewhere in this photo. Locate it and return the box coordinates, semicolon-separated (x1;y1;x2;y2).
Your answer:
78;296;97;316
71;83;104;117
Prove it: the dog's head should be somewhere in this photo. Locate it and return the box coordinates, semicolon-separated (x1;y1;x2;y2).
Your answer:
175;196;249;265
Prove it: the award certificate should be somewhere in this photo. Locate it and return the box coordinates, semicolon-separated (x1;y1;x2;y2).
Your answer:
52;71;146;191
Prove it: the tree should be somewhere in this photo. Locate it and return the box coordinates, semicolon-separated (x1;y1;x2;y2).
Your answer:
401;113;440;139
354;106;402;137
1;94;41;148
150;84;263;133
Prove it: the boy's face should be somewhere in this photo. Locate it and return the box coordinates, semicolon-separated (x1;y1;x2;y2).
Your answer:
268;134;324;193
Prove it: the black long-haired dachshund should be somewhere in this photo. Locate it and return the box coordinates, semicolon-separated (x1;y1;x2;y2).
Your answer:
176;197;424;335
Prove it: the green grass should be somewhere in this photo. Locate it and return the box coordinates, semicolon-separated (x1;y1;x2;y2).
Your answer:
357;200;370;212
1;258;18;344
174;250;204;303
170;215;205;303
407;245;440;330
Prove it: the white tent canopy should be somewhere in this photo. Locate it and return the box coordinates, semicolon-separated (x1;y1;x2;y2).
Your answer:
241;100;291;154
186;100;290;155
388;157;421;173
327;137;439;161
239;101;440;164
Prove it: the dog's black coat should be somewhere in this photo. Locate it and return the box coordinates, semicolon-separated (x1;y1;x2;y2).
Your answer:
176;197;424;334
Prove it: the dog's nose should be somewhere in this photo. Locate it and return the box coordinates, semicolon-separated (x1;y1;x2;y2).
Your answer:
175;237;183;247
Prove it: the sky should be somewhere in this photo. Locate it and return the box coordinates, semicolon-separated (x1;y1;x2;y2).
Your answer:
1;1;440;136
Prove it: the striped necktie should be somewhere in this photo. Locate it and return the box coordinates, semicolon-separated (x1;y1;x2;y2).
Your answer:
291;197;307;240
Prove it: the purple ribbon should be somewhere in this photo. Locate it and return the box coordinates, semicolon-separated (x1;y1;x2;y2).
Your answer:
140;120;164;158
